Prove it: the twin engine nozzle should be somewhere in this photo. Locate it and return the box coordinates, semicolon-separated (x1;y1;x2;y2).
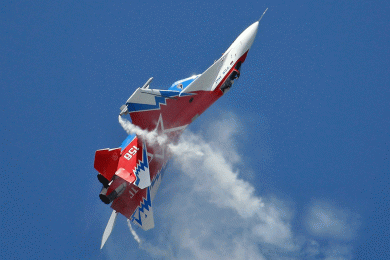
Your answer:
94;135;151;205
97;174;127;205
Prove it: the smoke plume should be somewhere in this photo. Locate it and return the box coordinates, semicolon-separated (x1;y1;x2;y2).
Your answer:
118;115;167;146
117;114;359;260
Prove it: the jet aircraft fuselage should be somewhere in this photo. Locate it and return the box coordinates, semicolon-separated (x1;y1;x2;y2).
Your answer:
94;18;263;249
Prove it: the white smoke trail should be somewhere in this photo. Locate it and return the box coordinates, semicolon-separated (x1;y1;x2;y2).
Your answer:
118;115;167;146
117;114;358;259
167;132;265;218
127;219;141;244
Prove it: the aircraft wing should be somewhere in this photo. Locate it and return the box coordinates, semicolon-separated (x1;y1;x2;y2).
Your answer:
179;52;228;94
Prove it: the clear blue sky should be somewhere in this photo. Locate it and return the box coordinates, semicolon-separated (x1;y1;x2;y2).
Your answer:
1;1;389;259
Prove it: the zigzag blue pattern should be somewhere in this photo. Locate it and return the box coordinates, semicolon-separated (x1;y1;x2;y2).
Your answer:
130;160;168;226
126;90;193;112
134;143;149;186
131;187;152;226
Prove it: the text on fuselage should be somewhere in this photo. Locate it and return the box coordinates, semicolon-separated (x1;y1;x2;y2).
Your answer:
124;146;140;160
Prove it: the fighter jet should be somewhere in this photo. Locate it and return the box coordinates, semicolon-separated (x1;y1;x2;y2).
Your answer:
95;11;266;249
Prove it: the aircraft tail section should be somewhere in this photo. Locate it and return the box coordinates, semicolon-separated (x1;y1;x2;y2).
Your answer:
117;135;151;189
94;134;151;192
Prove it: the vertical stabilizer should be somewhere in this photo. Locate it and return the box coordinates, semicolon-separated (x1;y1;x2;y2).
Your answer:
117;136;151;189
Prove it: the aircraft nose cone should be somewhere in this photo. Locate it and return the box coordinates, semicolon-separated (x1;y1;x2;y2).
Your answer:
243;21;259;50
224;20;260;55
